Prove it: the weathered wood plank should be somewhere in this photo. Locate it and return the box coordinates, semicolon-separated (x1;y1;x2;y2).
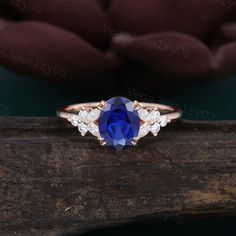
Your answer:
0;118;236;236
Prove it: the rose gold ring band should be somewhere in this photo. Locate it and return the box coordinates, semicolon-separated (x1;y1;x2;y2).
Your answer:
57;101;182;122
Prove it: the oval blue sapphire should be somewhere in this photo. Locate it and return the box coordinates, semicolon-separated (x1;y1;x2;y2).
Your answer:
99;97;140;150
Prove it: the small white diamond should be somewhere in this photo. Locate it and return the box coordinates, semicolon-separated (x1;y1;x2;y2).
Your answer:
88;123;100;137
78;110;88;122
71;115;79;126
138;123;151;138
138;108;149;121
151;123;160;136
88;109;100;122
149;110;161;123
160;115;168;127
78;123;88;136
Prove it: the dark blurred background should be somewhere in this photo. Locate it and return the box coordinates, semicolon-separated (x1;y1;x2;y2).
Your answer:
81;217;236;236
0;67;235;120
0;0;236;120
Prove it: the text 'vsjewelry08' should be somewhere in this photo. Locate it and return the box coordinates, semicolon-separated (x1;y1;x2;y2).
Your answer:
57;97;182;150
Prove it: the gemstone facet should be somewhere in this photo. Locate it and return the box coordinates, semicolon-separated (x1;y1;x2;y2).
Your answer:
138;123;151;138
99;97;140;150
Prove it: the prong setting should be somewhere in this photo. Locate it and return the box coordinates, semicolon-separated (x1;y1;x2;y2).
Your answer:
99;139;107;146
98;100;106;110
133;100;141;110
132;137;139;145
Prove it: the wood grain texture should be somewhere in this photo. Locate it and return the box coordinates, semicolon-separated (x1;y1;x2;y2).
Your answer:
0;117;236;236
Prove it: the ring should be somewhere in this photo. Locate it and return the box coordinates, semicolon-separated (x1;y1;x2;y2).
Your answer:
57;97;182;150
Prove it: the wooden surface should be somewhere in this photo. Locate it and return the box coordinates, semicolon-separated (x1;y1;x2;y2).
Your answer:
0;117;236;236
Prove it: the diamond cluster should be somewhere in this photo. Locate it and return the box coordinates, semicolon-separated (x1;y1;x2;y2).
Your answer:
137;108;169;138
70;108;101;138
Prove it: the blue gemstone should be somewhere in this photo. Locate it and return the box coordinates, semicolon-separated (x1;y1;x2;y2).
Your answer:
99;97;140;150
